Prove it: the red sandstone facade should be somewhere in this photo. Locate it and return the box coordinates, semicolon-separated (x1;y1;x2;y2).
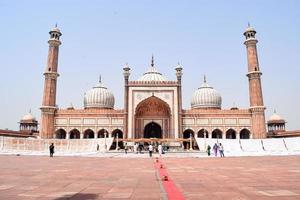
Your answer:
40;25;268;141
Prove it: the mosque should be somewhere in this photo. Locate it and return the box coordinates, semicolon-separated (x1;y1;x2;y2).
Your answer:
2;25;299;146
38;24;268;146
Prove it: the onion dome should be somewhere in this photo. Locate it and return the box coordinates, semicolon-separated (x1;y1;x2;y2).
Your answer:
268;110;285;123
137;55;167;81
191;76;222;109
84;76;115;109
22;111;36;121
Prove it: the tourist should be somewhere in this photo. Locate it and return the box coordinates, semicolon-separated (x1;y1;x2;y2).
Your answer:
219;143;225;157
158;143;163;157
97;144;99;151
124;144;128;154
206;145;211;156
213;143;219;157
49;143;55;157
148;143;153;157
134;143;138;153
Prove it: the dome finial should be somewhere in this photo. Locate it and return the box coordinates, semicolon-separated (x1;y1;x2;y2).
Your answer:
99;74;102;83
247;22;250;27
151;54;154;67
274;109;277;114
55;23;58;28
204;74;207;83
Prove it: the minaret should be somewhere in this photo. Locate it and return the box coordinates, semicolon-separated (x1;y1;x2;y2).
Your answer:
40;25;62;138
243;24;266;138
123;63;131;139
175;63;183;138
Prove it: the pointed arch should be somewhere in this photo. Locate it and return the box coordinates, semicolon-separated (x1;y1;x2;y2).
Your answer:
240;129;251;139
212;129;223;139
55;129;66;139
83;129;94;139
198;129;208;138
183;129;194;138
69;129;80;139
112;129;123;138
226;129;237;139
135;96;171;117
97;129;108;138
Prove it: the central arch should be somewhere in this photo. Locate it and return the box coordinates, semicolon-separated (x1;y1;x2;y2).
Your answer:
144;122;162;138
134;96;171;139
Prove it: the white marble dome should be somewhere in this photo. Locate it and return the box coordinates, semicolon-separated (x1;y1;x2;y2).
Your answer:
269;111;283;121
191;78;222;109
137;56;167;82
22;112;36;121
84;80;114;109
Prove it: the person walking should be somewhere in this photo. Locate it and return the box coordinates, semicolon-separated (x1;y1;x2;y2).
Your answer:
219;143;225;157
158;144;163;157
148;143;153;157
206;145;211;156
49;143;55;157
124;143;128;154
213;143;218;157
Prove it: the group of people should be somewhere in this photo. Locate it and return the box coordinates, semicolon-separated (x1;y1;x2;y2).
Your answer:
148;143;163;157
132;143;164;157
206;143;225;157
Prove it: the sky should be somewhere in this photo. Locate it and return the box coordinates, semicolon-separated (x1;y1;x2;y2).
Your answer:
0;0;299;131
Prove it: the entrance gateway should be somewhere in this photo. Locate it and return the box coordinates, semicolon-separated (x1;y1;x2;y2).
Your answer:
144;122;162;138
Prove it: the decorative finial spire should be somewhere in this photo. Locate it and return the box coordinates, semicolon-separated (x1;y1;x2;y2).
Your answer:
274;109;277;114
151;54;154;67
247;22;250;27
204;74;207;83
29;109;31;114
99;75;102;83
55;23;58;28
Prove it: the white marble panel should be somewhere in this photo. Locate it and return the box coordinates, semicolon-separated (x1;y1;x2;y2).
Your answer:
196;118;209;125
183;118;194;125
55;118;67;125
98;118;110;124
83;118;96;125
239;118;251;125
69;118;82;125
224;118;237;125
211;118;223;125
112;118;124;125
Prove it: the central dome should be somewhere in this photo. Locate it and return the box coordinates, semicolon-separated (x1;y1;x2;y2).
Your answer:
84;78;115;109
137;56;167;82
191;77;222;109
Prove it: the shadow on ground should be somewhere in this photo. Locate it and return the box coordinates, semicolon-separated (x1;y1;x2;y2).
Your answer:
54;193;99;200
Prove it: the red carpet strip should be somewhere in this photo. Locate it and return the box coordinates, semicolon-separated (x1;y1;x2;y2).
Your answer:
154;158;185;200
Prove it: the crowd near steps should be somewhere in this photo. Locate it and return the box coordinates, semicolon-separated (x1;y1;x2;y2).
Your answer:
195;137;300;157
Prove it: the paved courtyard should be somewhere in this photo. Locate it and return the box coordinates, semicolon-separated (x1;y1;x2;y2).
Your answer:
0;155;299;199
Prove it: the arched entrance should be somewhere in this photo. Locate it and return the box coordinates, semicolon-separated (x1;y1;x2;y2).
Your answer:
226;129;236;139
135;96;171;139
212;129;223;139
144;122;162;138
69;129;80;139
111;129;124;150
55;129;66;139
97;129;107;138
83;129;94;139
198;129;208;138
240;129;251;139
183;129;194;150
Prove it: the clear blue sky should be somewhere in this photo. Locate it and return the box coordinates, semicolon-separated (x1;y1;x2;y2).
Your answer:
0;0;299;130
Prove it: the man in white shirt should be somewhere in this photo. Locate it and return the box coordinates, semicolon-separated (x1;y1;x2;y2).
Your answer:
148;144;153;157
158;144;163;157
